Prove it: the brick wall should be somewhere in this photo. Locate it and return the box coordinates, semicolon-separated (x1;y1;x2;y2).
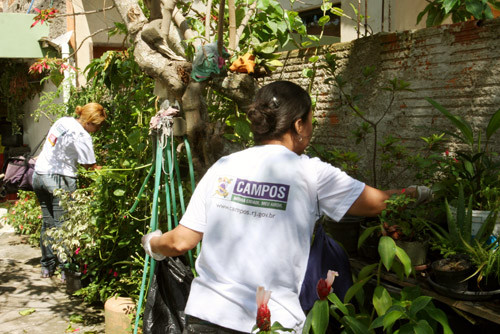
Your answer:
265;18;500;188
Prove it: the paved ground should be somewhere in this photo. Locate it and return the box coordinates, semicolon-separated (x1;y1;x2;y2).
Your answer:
0;218;105;334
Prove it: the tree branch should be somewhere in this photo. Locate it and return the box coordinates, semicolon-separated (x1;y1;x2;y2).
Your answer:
235;1;257;49
205;0;213;42
55;5;115;18
68;27;115;59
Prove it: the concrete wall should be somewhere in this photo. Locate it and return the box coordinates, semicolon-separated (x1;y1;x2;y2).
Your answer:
265;17;500;188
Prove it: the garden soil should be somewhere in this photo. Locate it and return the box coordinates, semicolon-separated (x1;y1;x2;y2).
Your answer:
0;215;105;334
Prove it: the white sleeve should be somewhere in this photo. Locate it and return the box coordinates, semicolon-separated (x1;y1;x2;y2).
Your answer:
75;134;96;165
311;158;365;222
179;167;214;233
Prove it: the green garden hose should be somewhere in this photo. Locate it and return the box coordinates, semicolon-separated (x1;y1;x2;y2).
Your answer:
130;134;197;334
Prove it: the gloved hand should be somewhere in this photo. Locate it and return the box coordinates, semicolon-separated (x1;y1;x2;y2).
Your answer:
409;185;433;205
141;229;166;261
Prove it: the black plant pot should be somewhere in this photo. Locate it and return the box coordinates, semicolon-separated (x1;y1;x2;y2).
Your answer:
358;220;381;262
65;270;82;295
323;215;364;256
431;258;472;291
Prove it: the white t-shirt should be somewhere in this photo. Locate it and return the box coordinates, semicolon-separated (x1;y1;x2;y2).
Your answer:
181;145;365;333
35;117;96;177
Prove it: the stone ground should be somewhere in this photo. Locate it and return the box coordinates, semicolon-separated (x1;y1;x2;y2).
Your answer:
0;219;105;334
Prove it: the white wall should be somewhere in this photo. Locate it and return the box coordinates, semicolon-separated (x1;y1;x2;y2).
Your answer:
22;81;60;155
71;0;125;85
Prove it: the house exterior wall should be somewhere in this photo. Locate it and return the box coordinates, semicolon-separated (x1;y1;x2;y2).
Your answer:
264;17;500;187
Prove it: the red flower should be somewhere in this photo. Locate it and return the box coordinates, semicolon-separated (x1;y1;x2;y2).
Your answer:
445;150;449;156
113;271;118;277
256;286;271;331
316;270;339;300
75;247;80;255
83;264;88;274
20;225;23;230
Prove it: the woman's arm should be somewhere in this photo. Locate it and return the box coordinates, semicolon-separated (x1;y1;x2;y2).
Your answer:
346;185;418;217
150;225;203;257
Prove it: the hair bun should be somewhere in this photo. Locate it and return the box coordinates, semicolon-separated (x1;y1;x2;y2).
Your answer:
75;106;83;116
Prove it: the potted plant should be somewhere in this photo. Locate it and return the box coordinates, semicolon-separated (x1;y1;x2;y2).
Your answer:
426;98;500;233
424;184;498;293
379;193;435;268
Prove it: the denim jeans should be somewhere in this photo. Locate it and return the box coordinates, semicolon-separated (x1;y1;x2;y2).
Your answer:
32;172;77;272
183;316;249;334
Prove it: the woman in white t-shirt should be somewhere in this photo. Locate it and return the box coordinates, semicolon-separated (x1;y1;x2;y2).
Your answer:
141;81;429;333
33;102;107;279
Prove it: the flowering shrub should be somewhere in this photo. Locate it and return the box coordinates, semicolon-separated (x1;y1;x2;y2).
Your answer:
29;56;77;87
3;191;42;246
44;189;96;272
30;7;59;28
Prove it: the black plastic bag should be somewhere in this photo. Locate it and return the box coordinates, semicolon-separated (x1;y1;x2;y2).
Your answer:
143;257;194;334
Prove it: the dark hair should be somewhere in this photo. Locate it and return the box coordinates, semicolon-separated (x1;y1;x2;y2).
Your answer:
247;81;311;143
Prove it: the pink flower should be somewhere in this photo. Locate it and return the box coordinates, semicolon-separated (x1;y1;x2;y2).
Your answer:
83;264;88;274
316;270;339;300
256;286;271;331
75;247;80;255
37;215;42;219
401;188;406;193
113;271;118;277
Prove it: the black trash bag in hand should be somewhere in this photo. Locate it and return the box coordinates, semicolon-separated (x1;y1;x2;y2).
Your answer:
143;257;194;334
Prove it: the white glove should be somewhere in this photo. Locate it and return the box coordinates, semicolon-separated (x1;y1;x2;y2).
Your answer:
409;185;433;205
141;229;166;261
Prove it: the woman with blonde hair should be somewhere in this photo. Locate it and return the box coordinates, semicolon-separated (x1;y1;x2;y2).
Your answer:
33;102;107;279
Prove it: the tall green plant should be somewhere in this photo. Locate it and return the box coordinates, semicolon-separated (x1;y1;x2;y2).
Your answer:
427;98;500;210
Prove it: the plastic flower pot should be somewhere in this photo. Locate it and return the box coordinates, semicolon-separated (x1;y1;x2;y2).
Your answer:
65;270;82;295
323;215;364;256
431;258;472;292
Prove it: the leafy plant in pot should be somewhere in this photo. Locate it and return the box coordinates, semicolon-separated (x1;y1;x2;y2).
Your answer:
378;193;435;269
426;98;500;231
423;184;498;293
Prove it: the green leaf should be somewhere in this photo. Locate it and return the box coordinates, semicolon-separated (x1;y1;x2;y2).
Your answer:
358;225;379;249
69;313;84;323
344;275;372;304
408;296;432;318
373;286;392;316
341;316;370;334
426;97;474;145
382;310;404;330
113;189;126;197
443;0;459;14
379;236;396;271
395;245;412;276
302;310;313;333
327;292;349;315
425;307;453;334
357;263;377;280
19;308;36;316
302;68;314;78
311;299;329;334
414;319;434;334
466;0;485;19
318;15;330;27
486;108;500;140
